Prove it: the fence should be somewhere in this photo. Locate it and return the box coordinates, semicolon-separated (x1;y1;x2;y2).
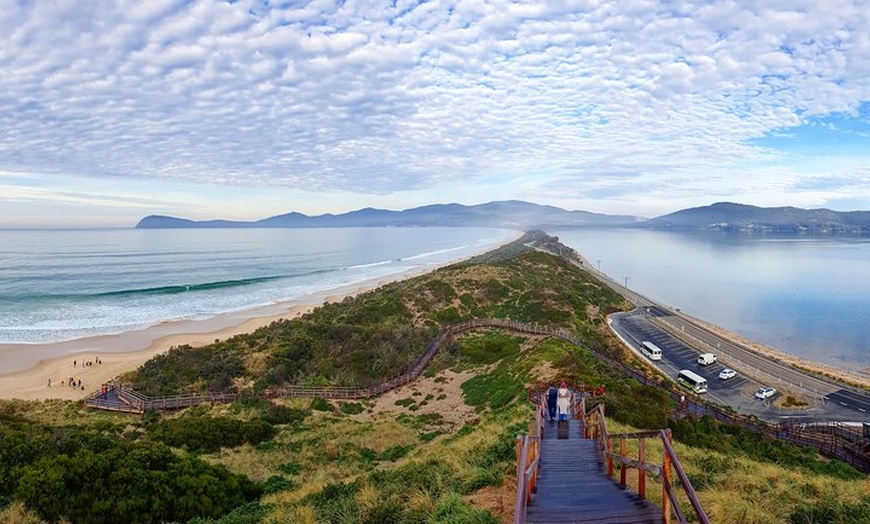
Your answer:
82;318;870;473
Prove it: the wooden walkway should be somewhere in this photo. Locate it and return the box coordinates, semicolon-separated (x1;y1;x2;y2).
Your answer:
525;418;661;524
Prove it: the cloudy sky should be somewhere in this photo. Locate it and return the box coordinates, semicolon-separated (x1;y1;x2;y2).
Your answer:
1;0;868;227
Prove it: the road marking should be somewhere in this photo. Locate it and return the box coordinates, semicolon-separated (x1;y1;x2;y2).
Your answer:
839;402;848;407
859;408;866;413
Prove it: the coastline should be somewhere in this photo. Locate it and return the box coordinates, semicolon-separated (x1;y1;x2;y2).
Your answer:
0;232;524;402
0;270;430;402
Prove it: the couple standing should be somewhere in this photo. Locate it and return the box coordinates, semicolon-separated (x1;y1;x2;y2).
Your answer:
547;381;571;421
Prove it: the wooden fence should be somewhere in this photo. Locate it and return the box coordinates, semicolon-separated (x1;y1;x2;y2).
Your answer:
584;402;710;524
82;318;870;473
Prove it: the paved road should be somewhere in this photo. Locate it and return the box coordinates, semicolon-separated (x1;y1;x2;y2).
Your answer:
611;310;869;423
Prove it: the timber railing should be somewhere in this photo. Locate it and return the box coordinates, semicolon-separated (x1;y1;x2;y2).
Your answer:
81;317;870;474
584;402;711;524
513;394;547;523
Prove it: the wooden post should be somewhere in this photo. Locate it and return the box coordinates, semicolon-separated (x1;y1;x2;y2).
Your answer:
662;440;672;524
529;439;538;497
607;437;614;477
619;435;627;487
638;437;646;499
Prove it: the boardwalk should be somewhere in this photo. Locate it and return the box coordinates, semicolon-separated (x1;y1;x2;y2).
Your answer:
525;418;661;524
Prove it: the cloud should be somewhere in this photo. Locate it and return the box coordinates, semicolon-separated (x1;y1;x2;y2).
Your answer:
0;0;868;223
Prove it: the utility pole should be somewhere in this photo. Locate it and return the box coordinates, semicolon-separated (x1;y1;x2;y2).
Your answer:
623;276;629;288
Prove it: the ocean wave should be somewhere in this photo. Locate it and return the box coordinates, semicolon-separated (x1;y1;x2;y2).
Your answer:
344;259;393;270
95;275;296;297
401;245;465;261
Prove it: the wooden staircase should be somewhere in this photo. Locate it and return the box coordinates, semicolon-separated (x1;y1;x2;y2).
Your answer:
526;418;660;524
515;390;709;524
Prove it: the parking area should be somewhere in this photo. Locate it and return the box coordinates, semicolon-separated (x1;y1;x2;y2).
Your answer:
610;311;797;418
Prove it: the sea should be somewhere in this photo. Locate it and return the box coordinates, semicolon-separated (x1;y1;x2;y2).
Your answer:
1;226;868;374
0;227;517;346
552;228;870;373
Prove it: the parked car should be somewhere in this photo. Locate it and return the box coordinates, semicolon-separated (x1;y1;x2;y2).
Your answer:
755;386;777;400
697;353;717;365
718;368;736;380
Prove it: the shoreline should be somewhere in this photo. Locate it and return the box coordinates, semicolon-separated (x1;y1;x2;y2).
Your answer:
0;233;524;402
0;270;429;402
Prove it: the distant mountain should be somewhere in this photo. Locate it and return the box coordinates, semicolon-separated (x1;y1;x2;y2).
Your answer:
135;200;642;229
644;202;870;233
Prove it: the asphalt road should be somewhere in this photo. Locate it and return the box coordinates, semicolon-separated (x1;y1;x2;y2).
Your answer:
610;310;870;423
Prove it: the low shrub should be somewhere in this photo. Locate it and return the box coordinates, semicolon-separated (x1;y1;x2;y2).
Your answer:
150;416;276;453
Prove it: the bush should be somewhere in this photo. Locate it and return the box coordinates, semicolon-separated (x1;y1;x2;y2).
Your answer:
311;398;332;412
430;492;499;524
262;475;296;495
339;402;365;415
264;403;309;425
14;442;260;524
151;416;276;453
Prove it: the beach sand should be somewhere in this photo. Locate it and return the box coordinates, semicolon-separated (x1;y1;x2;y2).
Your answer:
0;263;448;402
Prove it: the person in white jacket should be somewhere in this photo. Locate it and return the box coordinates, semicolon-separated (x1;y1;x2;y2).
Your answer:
557;381;571;421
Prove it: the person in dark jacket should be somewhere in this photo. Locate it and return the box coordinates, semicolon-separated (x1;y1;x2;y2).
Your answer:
546;384;558;421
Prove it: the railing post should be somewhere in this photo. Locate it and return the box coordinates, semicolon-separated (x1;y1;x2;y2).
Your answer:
662;438;672;524
514;435;529;524
638;437;646;499
607;436;614;477
529;438;538;498
619;435;627;487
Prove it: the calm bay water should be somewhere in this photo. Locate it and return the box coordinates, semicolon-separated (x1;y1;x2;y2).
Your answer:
553;228;870;372
0;227;516;345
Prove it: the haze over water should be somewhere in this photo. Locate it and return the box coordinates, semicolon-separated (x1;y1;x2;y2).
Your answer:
554;228;870;373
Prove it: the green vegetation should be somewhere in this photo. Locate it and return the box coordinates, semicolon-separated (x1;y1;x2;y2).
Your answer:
0;415;260;524
151;416;276;453
125;234;627;395
1;233;866;523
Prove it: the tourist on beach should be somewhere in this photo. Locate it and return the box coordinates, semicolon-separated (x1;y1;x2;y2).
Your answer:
546;384;558;421
557;381;571;420
47;378;51;387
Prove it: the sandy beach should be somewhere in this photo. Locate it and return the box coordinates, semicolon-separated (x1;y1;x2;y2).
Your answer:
0;266;441;402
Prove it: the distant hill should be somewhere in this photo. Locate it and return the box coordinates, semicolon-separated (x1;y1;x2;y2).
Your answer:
136;201;870;233
135;200;642;229
643;202;870;233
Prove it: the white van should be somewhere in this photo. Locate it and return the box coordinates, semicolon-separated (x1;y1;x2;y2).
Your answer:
697;353;717;365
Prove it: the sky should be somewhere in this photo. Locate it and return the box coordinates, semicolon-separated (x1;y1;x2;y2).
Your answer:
1;0;869;228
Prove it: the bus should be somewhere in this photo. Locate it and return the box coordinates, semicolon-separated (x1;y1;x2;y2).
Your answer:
677;369;708;394
640;341;662;361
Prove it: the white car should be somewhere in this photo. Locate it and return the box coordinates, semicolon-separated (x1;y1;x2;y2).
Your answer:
755;386;777;400
718;368;736;380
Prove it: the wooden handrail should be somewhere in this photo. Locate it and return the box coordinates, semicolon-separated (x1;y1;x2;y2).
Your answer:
81;317;870;475
514;395;547;524
582;404;711;524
